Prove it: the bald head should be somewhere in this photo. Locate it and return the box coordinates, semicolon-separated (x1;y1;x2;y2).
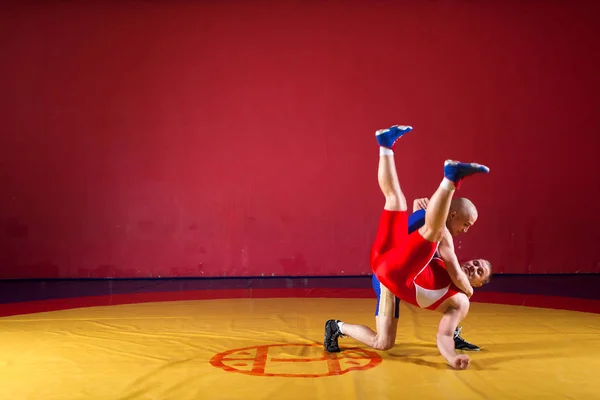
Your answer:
450;197;478;220
446;197;478;236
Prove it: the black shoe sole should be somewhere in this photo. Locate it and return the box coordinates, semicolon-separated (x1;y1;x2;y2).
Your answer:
456;347;480;351
324;319;341;353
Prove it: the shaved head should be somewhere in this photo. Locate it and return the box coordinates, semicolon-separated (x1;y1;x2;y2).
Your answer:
450;198;478;220
446;197;478;236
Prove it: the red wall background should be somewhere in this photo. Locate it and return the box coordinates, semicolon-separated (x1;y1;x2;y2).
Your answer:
1;1;598;278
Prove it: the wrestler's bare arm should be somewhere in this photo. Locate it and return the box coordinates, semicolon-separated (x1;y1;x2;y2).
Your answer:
438;229;473;297
436;293;471;369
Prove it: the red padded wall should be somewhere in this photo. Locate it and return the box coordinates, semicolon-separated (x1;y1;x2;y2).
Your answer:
1;1;599;278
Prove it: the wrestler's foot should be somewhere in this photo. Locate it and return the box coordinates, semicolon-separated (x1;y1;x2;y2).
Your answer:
454;326;480;351
324;319;343;352
443;160;490;188
376;125;413;149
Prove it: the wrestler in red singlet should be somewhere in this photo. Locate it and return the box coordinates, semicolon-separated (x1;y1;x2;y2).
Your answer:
370;210;462;310
324;124;492;370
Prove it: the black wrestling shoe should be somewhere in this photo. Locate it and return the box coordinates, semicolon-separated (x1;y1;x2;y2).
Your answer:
454;326;480;351
324;319;343;352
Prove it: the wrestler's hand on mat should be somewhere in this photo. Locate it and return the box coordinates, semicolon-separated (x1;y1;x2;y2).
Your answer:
413;197;430;212
452;354;471;370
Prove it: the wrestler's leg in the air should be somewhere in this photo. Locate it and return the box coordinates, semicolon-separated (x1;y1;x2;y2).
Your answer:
324;125;412;352
375;126;409;212
419;161;490;242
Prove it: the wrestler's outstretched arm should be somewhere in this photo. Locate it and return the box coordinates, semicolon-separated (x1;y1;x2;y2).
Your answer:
437;294;471;369
438;229;474;297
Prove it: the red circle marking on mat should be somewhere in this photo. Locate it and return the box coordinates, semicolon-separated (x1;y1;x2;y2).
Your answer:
210;343;382;378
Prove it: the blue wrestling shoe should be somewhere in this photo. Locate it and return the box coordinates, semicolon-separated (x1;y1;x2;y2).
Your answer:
376;125;413;149
443;159;490;188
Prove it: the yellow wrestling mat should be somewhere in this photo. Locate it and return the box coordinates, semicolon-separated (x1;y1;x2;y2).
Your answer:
0;298;599;399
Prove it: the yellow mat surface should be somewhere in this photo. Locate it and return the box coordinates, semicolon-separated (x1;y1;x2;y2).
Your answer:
0;298;599;399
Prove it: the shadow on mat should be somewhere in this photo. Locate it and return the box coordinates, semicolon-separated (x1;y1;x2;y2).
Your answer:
387;350;559;371
344;340;568;371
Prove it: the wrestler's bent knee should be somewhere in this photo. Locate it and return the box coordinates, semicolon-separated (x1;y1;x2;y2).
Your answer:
384;196;403;212
373;337;395;351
